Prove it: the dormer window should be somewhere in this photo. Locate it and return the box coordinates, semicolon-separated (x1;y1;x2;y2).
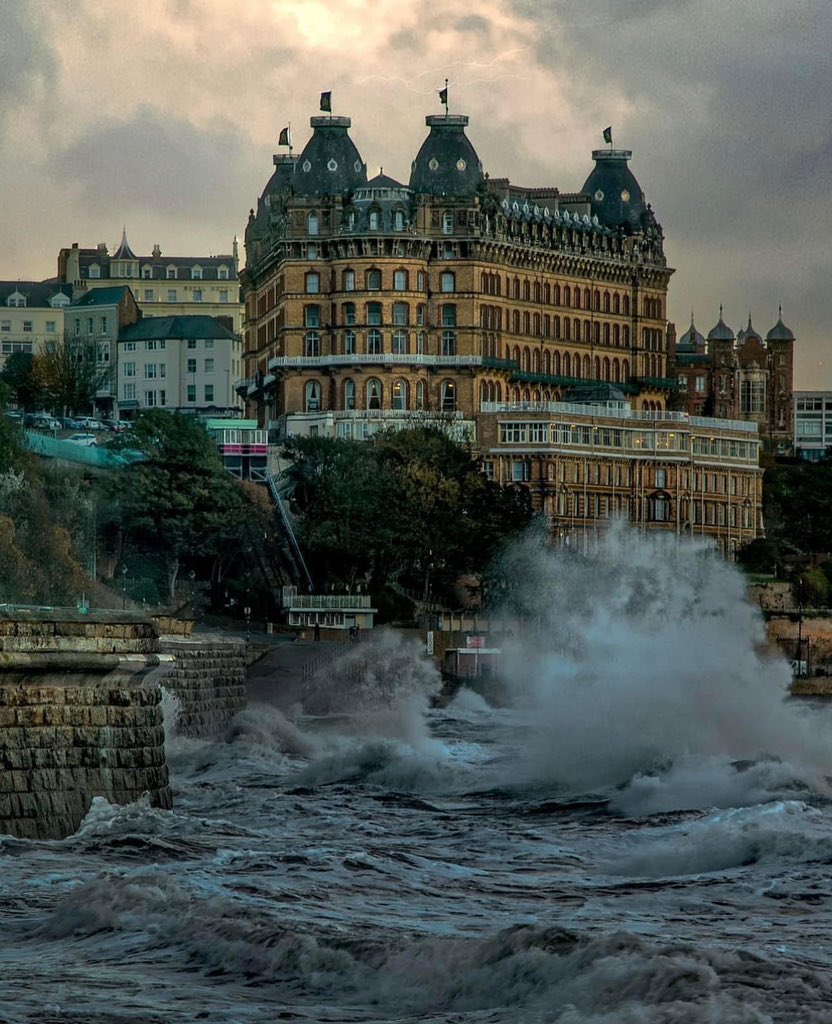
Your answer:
369;210;380;231
167;266;177;279
218;266;229;280
49;292;69;308
308;212;319;236
89;265;101;279
191;265;203;280
7;291;26;307
442;212;454;236
141;265;153;279
394;210;405;231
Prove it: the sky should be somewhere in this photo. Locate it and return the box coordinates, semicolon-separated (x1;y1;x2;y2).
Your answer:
1;0;829;386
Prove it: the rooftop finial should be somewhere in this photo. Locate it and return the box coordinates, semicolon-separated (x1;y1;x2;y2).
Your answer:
690;309;695;327
778;303;782;319
719;303;723;319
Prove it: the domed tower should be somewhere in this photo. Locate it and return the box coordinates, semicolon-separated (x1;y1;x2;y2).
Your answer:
409;115;484;196
295;116;367;196
676;314;705;353
581;149;646;232
245;153;298;266
707;307;736;419
766;307;795;453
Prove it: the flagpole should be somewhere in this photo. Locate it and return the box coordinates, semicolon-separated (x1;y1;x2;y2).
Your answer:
288;120;292;156
444;78;449;119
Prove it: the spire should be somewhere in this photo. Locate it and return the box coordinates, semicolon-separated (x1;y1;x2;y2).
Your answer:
113;227;136;261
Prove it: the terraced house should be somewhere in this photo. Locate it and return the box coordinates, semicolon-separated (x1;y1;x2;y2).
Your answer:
240;102;762;554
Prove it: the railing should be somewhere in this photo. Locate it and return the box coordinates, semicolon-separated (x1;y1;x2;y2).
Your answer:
479;402;758;434
23;431;140;470
288;594;373;609
306;409;466;421
268;354;483;370
266;473;315;593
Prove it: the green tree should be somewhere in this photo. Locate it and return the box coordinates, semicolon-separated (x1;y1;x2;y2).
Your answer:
35;337;112;415
0;352;47;412
108;411;251;602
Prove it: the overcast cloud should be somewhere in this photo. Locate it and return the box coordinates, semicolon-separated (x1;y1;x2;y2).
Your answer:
1;0;828;384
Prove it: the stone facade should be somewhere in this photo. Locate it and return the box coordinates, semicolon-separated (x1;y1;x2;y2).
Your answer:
0;682;170;840
159;636;247;738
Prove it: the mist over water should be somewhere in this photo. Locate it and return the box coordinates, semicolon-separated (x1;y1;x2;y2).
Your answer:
493;522;829;809
3;524;832;1022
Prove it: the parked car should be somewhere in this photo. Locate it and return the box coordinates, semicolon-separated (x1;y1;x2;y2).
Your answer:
102;419;127;433
60;416;83;430
30;414;61;431
66;433;98;447
77;417;107;431
4;410;22;422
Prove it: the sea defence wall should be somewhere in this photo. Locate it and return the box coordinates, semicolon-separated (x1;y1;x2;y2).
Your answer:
0;611;172;840
159;635;247;738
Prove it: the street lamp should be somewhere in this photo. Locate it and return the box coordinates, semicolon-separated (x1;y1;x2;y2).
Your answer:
796;576;805;677
121;564;128;610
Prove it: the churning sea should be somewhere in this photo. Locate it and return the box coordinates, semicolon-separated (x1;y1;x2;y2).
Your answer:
2;527;832;1023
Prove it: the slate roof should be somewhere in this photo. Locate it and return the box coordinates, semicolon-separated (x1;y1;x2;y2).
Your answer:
581;150;646;232
71;286;132;307
119;315;237;342
295;116;367;196
0;280;72;307
409;115;484;196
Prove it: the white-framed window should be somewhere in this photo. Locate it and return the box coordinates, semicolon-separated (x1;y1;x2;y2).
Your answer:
187;384;196;402
219;289;229;303
145;389;157;407
22;321;32;333
204;384;214;402
144;364;157;379
344;330;356;354
187;358;196;373
441;331;456;356
46;321;56;333
100;317;107;334
392;379;408;410
369;210;380;230
144;289;155;301
306;272;320;294
304;304;321;328
440;271;455;293
305;331;321;356
366;378;382;409
193;288;203;302
124;362;136;378
0;321;9;332
204;358;214;373
344;269;355;291
167;266;177;279
146;340;156;351
344;379;355;409
187;339;196;349
87;317;94;334
89;265;101;279
367;329;382;354
367;269;381;291
218;266;229;280
695;375;705;393
142;265;152;279
124;341;137;352
393;302;408;326
392;330;408;354
97;343;110;363
308;212;319;236
442;212;454;235
656;468;666;488
441;379;456;411
512;461;531;482
122;383;136;400
393;270;408;291
191;265;202;280
159;389;166;407
305;380;321;411
204;339;213;349
167;289;177;302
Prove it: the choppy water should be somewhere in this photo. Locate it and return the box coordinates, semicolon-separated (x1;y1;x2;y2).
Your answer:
3;528;832;1022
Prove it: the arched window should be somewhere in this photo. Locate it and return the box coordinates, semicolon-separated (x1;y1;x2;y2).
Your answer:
563;352;571;375
393;269;408;291
612;360;620;383
440;271;455;293
593;289;600;311
584;288;591;308
522;348;530;371
304;331;320;357
394;209;405;231
441;380;456;411
613;324;620;345
573;318;580;339
532;349;540;373
534;282;541;303
369;209;380;231
544;350;551;374
392;379;408;410
367;329;382;354
524;312;530;334
564;318;571;340
622;358;630;380
366;302;382;325
593;356;600;378
613;293;620;314
416;379;426;409
523;281;531;302
392;330;408;354
393;302;409;325
344;329;356;354
343;302;356;326
543;314;550;337
417;330;426;353
603;323;610;345
603;291;610;313
554;284;561;305
574;288;581;309
344;378;356;409
343;268;355;291
544;283;551;304
583;321;591;343
305;272;320;294
443;212;454;235
623;294;631;315
305;380;321;411
583;354;591;377
513;277;520;300
553;351;561;375
623;325;630;345
367;378;382;409
603;357;610;381
512;310;520;334
533;313;541;335
367;269;382;291
308;212;319;236
304;304;320;327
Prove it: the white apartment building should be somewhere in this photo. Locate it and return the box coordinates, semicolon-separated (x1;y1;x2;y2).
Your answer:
117;315;243;417
0;281;73;370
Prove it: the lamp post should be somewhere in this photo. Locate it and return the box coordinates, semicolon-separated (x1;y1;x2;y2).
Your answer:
121;564;128;610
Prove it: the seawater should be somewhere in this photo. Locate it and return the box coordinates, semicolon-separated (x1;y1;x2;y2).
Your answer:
2;526;832;1023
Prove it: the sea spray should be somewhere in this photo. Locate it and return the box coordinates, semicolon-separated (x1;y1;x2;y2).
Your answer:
491;521;831;797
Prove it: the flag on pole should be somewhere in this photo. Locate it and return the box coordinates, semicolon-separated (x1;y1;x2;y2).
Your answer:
278;126;291;147
602;126;613;145
438;86;448;106
320;91;332;112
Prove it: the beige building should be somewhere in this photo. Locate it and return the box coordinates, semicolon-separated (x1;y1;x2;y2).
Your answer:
117;316;243;417
58;231;243;334
0;281;73;370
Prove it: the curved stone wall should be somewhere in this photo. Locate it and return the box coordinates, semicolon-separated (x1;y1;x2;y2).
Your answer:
159;635;247;738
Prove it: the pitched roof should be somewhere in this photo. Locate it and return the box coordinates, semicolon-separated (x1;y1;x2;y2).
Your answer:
71;286;132;306
112;228;137;260
0;280;73;307
119;315;237;342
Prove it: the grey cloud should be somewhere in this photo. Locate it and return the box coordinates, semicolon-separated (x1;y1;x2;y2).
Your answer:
46;107;262;221
0;2;58;130
454;15;492;34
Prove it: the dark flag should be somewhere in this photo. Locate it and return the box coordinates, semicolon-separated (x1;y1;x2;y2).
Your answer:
602;126;613;144
438;86;448;106
278;126;291;147
320;91;332;112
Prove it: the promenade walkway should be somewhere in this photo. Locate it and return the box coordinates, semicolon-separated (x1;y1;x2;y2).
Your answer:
246;638;346;709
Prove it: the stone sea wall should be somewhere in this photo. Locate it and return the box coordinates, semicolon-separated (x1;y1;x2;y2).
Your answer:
160;635;247;738
0;681;171;840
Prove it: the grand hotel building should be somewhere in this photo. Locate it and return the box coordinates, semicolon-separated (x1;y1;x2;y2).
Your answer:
240;108;762;554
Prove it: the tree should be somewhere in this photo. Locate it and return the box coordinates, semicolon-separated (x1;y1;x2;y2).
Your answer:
107;411;252;602
0;352;47;412
283;428;534;613
34;337;112;415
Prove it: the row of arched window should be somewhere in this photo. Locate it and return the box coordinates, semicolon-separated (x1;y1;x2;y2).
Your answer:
305;268;453;295
479;275;663;319
304;377;457;413
481;305;634;346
